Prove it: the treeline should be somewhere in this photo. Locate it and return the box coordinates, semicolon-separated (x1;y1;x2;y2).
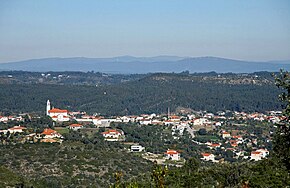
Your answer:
0;73;282;115
0;70;145;85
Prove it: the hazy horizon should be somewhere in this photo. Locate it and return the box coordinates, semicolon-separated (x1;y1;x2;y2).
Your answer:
1;55;290;65
0;0;290;63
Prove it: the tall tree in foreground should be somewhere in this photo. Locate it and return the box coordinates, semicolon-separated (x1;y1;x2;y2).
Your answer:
273;70;290;171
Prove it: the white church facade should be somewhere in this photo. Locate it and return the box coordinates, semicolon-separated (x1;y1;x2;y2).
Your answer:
46;100;70;122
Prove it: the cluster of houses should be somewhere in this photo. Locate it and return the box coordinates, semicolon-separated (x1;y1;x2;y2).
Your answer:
0;125;64;143
0;115;23;123
198;130;270;162
44;100;285;129
0;100;281;163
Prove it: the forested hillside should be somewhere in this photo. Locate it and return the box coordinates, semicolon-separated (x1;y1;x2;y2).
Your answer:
0;72;282;115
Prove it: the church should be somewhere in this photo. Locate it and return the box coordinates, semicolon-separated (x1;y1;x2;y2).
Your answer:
46;100;70;122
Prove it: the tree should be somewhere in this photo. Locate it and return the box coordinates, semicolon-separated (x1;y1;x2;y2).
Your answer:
273;70;290;171
198;128;207;135
151;162;168;188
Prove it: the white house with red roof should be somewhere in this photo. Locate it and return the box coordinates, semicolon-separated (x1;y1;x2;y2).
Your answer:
41;128;63;139
8;126;26;133
222;131;231;139
251;151;263;161
251;149;269;161
102;129;123;141
256;149;269;158
201;153;215;162
207;143;221;149
69;124;83;131
0;116;8;122
164;149;180;161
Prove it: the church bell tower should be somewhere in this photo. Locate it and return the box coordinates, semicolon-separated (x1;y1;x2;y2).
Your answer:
46;100;51;115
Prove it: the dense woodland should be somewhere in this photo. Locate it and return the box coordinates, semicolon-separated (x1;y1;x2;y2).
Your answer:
1;71;290;187
0;71;282;115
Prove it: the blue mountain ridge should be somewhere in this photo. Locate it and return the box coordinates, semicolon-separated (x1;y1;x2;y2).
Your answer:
0;56;289;73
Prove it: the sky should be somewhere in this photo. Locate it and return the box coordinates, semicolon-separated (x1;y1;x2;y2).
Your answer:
0;0;290;63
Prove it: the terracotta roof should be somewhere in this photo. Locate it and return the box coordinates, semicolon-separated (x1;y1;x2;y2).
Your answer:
202;153;212;157
211;143;220;147
41;128;57;135
69;124;82;127
48;108;68;113
165;150;179;155
251;151;261;155
8;126;26;130
102;129;121;135
170;115;180;119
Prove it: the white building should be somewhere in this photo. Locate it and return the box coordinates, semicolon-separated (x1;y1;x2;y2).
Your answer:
46;100;51;115
193;118;210;126
251;149;269;161
201;153;215;161
102;129;123;141
130;145;145;152
8;126;26;133
139;119;152;125
41;128;63;139
164;149;180;161
0;116;9;122
46;100;70;122
69;124;83;131
222;131;231;139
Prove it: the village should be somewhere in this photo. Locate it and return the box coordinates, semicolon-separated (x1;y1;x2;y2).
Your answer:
0;100;282;165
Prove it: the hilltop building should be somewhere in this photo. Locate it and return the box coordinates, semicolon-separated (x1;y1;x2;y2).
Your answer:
69;124;83;131
46;100;70;121
102;129;124;141
164;149;180;161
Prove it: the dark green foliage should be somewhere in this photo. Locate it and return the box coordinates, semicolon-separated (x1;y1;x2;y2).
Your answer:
151;162;168;188
0;73;282;115
0;165;32;187
273;70;290;171
0;140;153;187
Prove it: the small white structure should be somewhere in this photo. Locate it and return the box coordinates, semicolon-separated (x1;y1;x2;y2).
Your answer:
251;149;269;161
164;149;180;161
256;149;269;158
8;126;26;133
0;116;9;122
193;118;209;126
139;119;152;125
102;129;123;141
201;153;215;161
222;131;231;139
130;145;145;152
69;124;83;131
251;151;263;161
0;130;8;134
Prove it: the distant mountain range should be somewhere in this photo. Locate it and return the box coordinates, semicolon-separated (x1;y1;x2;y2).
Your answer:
0;56;289;73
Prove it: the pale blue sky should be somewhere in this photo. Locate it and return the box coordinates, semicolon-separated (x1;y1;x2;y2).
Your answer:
0;0;289;63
